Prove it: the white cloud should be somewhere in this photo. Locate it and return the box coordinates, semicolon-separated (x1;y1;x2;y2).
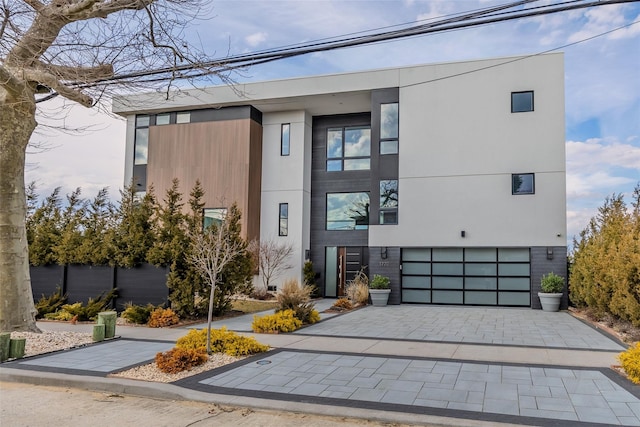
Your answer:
245;32;268;47
567;4;634;43
566;138;640;174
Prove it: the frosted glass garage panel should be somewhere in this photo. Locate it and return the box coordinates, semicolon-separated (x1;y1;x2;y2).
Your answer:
465;277;497;290
432;277;463;289
433;291;463;304
403;289;431;303
498;292;530;306
402;248;430;262
465;291;497;305
465;248;496;262
402;276;431;289
432;263;463;275
499;277;530;291
498;263;530;276
402;263;430;275
465;263;497;276
498;248;530;262
432;248;463;262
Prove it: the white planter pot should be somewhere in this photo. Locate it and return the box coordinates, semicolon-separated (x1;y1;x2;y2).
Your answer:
369;289;391;306
538;292;562;312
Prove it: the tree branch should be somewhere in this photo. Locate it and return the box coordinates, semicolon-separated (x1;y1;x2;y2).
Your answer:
23;69;92;107
22;0;44;12
36;61;114;82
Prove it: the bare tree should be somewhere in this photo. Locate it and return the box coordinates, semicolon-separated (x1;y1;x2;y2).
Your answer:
249;237;294;294
188;213;245;354
0;0;230;332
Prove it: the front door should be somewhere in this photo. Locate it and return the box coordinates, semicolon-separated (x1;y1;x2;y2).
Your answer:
325;246;368;297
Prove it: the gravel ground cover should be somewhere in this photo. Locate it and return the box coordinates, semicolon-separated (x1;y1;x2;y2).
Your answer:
8;330;243;383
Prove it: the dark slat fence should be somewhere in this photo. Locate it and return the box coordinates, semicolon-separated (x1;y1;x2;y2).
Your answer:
30;264;169;311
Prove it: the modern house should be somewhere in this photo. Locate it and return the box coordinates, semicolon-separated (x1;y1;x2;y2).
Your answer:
113;53;567;309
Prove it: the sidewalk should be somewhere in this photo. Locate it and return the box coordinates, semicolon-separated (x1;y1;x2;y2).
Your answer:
2;302;639;427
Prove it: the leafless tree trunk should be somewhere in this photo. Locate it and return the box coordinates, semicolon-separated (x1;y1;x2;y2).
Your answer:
249;238;294;294
189;217;245;354
0;0;231;332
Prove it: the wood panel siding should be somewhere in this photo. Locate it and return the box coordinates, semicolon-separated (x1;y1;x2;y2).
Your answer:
148;119;262;240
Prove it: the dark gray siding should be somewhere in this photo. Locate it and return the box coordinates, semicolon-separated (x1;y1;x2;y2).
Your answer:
530;246;568;310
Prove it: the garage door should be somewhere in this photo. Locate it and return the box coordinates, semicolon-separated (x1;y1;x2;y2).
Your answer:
401;248;530;306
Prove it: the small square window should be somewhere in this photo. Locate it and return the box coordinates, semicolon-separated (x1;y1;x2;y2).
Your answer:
380;139;398;155
511;91;534;113
156;113;171;125
281;124;290;156
512;173;535;195
176;112;190;123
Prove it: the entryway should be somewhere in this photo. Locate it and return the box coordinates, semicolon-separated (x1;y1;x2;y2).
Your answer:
324;246;368;297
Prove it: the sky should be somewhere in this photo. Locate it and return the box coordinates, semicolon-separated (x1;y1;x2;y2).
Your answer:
25;0;640;245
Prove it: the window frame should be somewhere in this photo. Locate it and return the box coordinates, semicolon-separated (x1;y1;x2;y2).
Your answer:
511;91;534;113
380;102;399;155
281;123;290;156
326;192;370;231
326;126;371;171
512;173;535;195
279;203;288;236
379;179;398;225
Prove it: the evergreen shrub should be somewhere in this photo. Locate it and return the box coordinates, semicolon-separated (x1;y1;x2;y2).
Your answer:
35;287;67;319
148;307;179;328
619;343;640;384
121;303;156;325
176;327;269;356
155;347;207;374
252;309;302;333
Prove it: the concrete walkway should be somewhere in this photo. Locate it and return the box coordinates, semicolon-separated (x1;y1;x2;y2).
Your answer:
2;301;639;427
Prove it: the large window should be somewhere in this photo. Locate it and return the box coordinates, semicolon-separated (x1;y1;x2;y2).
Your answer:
327;126;371;171
134;115;149;165
511;91;534;113
203;208;227;229
380;103;399;154
326;192;369;230
279;203;288;236
281;124;290;156
512;173;535;195
379;180;398;225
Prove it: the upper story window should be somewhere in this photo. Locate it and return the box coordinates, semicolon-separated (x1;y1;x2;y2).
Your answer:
327;126;371;171
379;179;398;225
203;207;227;229
511;91;534;113
380;103;399;155
134;115;149;165
279;203;288;236
281;124;290;156
156;113;171;125
326;192;369;230
176;112;191;123
512;173;535;195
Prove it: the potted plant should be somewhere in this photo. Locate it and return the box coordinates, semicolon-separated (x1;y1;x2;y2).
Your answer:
369;274;391;306
538;272;565;312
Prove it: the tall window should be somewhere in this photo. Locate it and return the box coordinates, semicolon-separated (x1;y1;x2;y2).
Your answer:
326;192;369;230
380;103;399;154
203;208;227;229
279;203;288;236
512;173;535;195
327;126;371;171
379;180;398;224
511;91;534;113
134;115;149;165
281;124;290;156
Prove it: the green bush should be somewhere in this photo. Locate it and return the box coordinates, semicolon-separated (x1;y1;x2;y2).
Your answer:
252;309;302;333
369;274;390;289
176;327;269;356
44;310;75;321
540;273;565;293
121;302;156;324
56;289;117;321
35;287;67;319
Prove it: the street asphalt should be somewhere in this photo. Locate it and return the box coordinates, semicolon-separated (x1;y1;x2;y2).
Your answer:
1;300;638;427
